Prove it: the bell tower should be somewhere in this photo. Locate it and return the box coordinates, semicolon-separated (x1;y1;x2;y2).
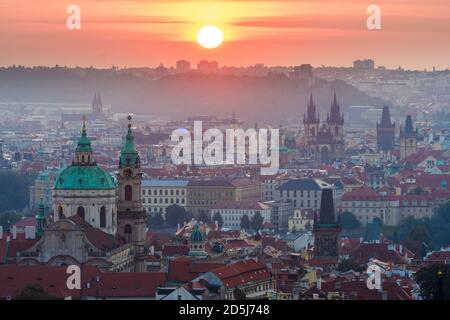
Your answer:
117;115;147;272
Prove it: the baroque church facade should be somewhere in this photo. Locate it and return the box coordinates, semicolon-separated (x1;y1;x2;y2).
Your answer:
17;117;147;272
303;93;345;165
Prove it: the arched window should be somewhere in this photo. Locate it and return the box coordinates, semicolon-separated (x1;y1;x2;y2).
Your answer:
124;224;132;234
58;206;64;220
81;155;85;163
125;185;133;201
100;206;106;228
77;206;85;220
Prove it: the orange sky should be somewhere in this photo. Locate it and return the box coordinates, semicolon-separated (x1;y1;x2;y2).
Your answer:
0;0;449;69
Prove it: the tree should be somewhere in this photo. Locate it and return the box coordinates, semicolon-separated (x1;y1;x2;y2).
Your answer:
148;212;164;228
0;211;23;231
233;287;247;300
198;212;211;224
407;224;432;249
15;284;56;300
372;217;383;227
415;264;450;300
410;186;425;195
251;212;264;231
337;259;365;273
212;212;223;228
341;211;361;230
240;214;251;230
0;171;35;212
165;204;187;227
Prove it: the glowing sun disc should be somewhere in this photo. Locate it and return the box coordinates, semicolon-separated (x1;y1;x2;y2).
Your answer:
196;25;224;49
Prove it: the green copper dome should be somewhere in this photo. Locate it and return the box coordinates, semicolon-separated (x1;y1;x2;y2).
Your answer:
54;120;115;190
76;120;93;153
54;166;115;190
190;224;205;242
119;115;140;168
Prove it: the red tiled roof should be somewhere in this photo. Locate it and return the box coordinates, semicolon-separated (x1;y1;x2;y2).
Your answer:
13;217;37;228
68;216;124;252
210;260;269;288
162;244;189;257
341;187;381;201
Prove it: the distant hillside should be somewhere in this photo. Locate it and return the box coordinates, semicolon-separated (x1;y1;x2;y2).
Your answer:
0;68;385;124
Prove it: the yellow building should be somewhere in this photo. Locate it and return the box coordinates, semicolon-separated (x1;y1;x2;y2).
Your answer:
288;208;315;232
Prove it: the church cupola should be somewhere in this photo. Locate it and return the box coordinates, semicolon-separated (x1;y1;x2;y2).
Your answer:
189;224;208;258
119;115;140;169
74;117;95;166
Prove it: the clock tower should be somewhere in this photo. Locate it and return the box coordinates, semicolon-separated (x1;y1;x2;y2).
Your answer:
117;116;147;272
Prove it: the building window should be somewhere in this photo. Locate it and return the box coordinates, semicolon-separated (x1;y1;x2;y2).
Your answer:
125;185;133;201
58;206;64;220
77;206;85;220
100;206;106;228
124;224;132;234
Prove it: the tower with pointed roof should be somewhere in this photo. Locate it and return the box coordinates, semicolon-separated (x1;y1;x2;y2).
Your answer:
116;115;147;272
92;92;103;116
400;115;417;160
53;117;116;234
313;189;341;261
188;223;208;258
304;93;345;164
377;106;395;153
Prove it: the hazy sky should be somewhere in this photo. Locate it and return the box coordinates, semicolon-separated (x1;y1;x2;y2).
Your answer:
0;0;449;69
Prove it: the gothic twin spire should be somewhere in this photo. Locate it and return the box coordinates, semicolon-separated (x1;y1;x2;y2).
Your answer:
303;92;344;125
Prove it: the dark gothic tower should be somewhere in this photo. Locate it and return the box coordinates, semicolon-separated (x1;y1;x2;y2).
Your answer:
117;116;147;272
313;189;341;262
303;94;320;145
92;93;103;116
376;106;395;153
400;115;417;160
326;92;345;159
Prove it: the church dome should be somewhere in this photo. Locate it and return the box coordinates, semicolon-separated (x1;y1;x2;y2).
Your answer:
54;119;115;191
190;224;205;242
54;165;115;190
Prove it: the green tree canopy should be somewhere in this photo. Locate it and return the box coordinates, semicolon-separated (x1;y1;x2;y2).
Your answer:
212;212;223;228
251;212;264;231
0;171;35;213
0;211;23;231
15;284;57;300
198;212;211;224
240;214;251;230
165;204;188;227
415;264;450;300
148;212;164;228
341;211;361;229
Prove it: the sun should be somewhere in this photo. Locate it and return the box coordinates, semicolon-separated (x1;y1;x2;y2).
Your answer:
196;25;224;49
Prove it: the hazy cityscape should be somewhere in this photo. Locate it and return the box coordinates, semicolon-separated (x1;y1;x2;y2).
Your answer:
0;0;449;305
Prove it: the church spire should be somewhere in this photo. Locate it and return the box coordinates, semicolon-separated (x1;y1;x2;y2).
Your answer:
328;91;344;124
75;116;95;165
119;115;140;169
304;93;319;124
